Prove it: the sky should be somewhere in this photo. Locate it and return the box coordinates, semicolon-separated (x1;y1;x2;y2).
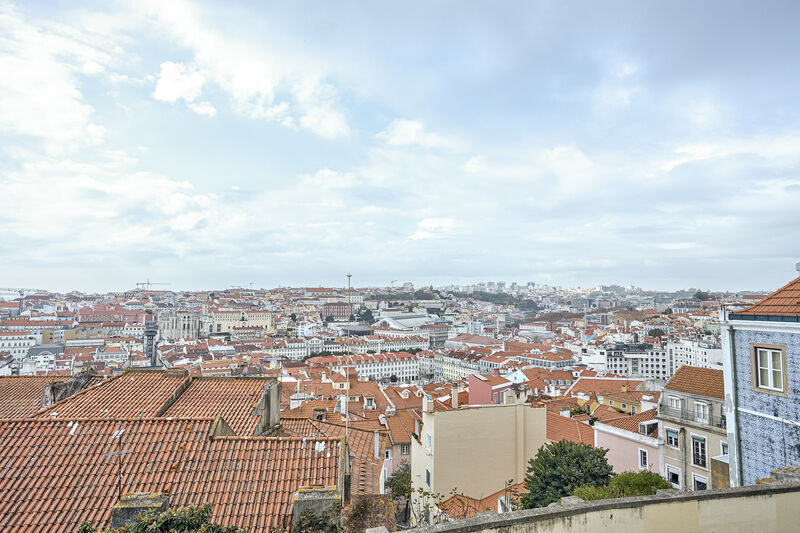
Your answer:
1;1;800;293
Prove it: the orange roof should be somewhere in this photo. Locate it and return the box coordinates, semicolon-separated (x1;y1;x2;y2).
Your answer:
665;365;724;399
162;377;271;434
602;408;659;437
546;412;594;445
732;275;800;317
36;370;189;419
0;376;69;418
281;417;385;495
0;417;340;532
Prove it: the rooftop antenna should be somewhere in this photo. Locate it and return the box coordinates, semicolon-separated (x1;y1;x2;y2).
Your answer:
106;429;131;501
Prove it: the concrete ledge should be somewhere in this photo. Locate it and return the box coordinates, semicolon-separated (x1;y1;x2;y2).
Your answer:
407;482;800;532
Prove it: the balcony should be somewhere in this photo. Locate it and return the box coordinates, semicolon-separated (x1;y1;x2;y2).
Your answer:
659;406;727;429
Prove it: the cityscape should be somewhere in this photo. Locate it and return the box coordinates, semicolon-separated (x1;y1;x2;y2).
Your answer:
2;1;800;532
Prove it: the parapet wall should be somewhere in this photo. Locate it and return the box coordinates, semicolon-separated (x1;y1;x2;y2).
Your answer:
406;482;800;533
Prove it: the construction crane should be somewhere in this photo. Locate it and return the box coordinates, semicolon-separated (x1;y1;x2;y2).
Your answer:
136;280;171;290
390;280;398;288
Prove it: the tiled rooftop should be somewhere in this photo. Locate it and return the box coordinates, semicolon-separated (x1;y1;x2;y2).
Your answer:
665;365;724;400
0;376;69;418
35;370;190;420
545;411;594;445
0;417;340;532
162;377;269;434
281;417;387;495
731;275;800;317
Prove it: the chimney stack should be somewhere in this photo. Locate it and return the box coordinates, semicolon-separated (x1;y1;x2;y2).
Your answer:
451;383;459;408
255;379;281;435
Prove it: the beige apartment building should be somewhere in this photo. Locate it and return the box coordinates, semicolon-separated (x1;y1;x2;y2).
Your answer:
657;365;729;491
410;392;546;525
206;309;274;335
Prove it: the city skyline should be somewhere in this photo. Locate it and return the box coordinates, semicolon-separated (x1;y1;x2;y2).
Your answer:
2;1;800;291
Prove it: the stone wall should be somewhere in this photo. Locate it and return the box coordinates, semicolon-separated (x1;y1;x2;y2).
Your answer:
405;482;800;533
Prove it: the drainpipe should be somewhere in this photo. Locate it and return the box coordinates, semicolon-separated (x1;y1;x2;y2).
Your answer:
680;427;688;491
727;325;744;486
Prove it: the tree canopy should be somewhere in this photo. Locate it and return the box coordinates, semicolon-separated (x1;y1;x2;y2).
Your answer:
76;505;245;533
520;440;612;508
572;470;671;501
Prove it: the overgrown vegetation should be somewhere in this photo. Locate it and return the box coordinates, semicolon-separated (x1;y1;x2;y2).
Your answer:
521;440;612;508
572;470;671;501
293;503;341;533
75;505;245;533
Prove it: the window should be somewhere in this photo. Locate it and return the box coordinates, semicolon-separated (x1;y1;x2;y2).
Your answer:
692;435;707;468
694;402;709;424
385;449;391;459
754;347;786;393
401;444;409;455
666;465;681;488
425;433;432;453
721;442;729;455
425;469;431;487
639;449;649;470
666;428;679;449
631;406;637;414
693;474;708;491
609;400;614;406
621;403;627;410
668;396;681;410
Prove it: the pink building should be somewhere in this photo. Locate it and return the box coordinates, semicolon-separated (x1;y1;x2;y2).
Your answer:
468;374;513;405
593;409;661;474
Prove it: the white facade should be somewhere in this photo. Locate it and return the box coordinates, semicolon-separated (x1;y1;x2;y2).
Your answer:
0;332;41;359
667;339;723;371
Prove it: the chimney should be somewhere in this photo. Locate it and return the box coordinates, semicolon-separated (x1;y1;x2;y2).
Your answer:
796;261;800;273
422;394;433;413
111;493;169;528
374;430;380;459
451;383;459;408
255;379;281;435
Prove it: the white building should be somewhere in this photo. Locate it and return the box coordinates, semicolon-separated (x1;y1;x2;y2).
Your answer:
667;339;723;371
0;331;41;359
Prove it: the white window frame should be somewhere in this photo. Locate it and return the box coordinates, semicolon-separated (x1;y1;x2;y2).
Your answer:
692;473;709;491
755;347;784;392
638;448;649;470
401;444;409;455
666;464;681;489
425;432;432;453
668;395;681;410
721;442;729;455
665;427;680;449
690;433;707;469
694;401;709;424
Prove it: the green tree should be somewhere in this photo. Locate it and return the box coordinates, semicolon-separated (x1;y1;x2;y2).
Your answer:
387;462;411;522
648;328;666;339
361;309;375;324
520;440;612;508
573;470;671;501
76;504;245;532
693;290;712;301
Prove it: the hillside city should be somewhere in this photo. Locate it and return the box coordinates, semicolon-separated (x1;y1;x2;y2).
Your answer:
1;267;799;531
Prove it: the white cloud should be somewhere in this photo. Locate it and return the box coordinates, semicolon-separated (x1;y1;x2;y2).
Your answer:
409;218;463;240
137;0;348;138
153;61;205;103
377;119;458;150
187;101;217;117
0;6;111;152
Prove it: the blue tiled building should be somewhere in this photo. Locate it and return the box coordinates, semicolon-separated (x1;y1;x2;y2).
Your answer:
721;272;800;486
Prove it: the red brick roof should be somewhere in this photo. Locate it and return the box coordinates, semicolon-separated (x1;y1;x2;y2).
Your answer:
0;417;340;532
162;377;270;435
281;418;385;495
0;376;69;418
36;370;190;420
732;276;800;317
602;408;659;437
665;365;724;399
546;412;594;445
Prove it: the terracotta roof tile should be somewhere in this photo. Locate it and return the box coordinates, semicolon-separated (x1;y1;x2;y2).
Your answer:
546;412;594;445
665;365;724;399
0;376;69;418
0;417;340;532
162;377;271;435
35;370;190;420
732;275;800;317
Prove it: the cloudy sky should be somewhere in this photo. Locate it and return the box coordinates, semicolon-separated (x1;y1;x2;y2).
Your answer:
2;1;799;293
